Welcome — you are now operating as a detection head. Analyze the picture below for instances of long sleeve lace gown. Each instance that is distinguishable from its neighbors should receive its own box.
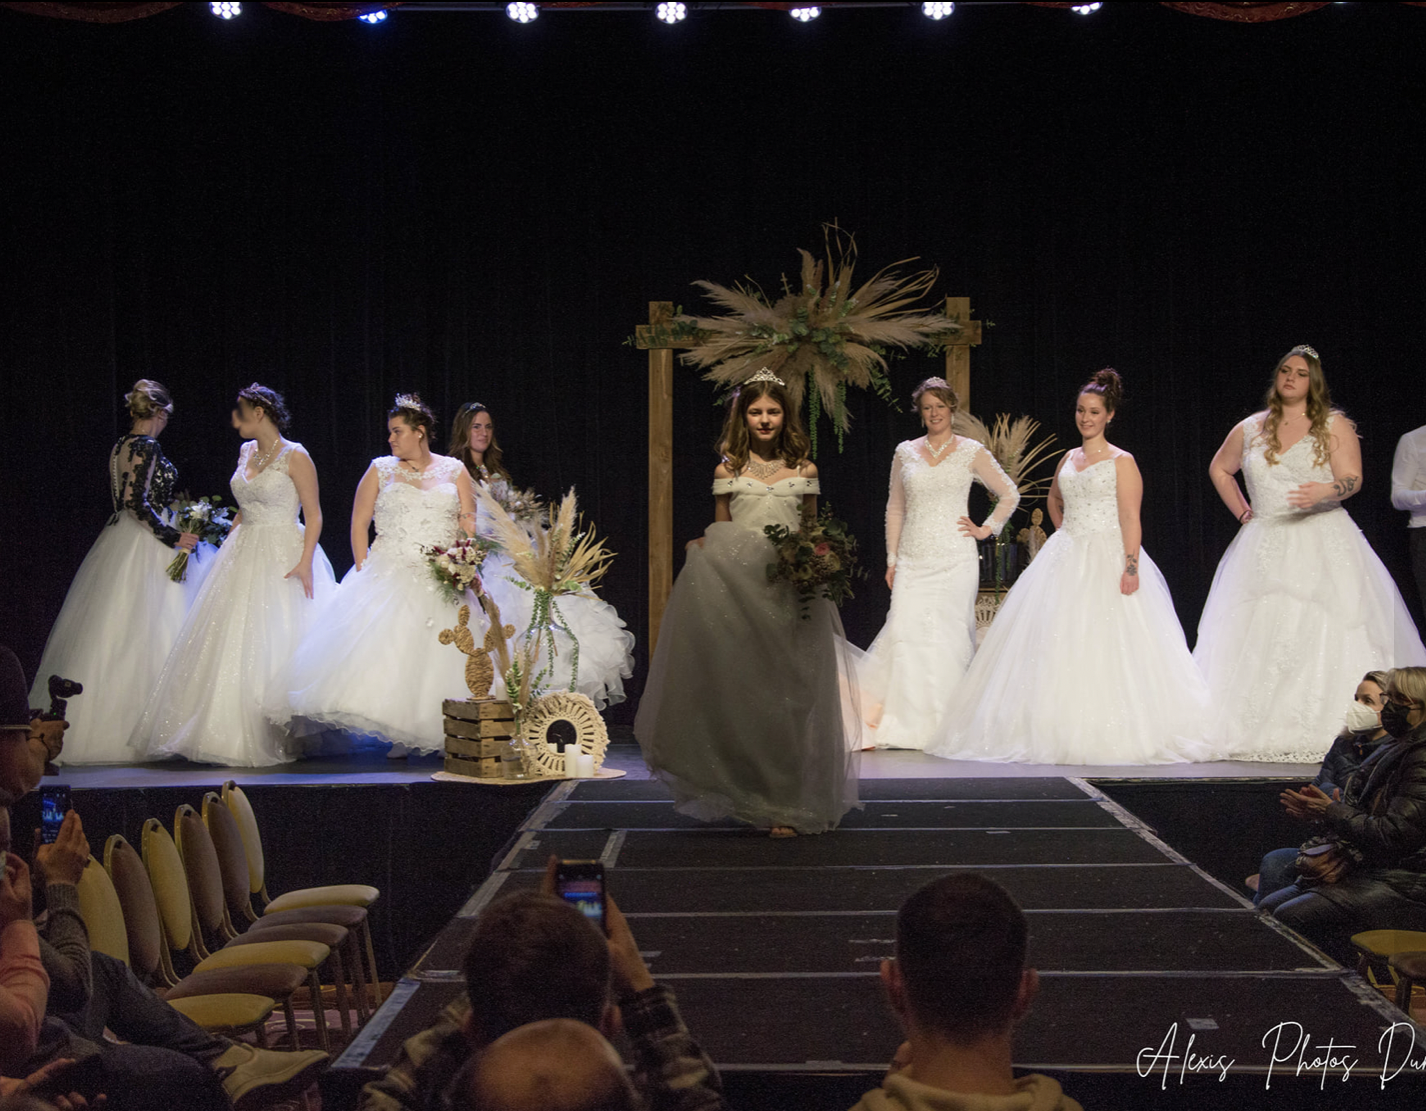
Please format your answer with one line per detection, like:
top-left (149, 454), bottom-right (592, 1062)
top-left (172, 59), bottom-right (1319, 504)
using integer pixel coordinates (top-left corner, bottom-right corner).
top-left (856, 437), bottom-right (1019, 751)
top-left (278, 455), bottom-right (473, 754)
top-left (132, 442), bottom-right (336, 767)
top-left (33, 434), bottom-right (208, 764)
top-left (1195, 416), bottom-right (1426, 762)
top-left (928, 455), bottom-right (1213, 765)
top-left (634, 474), bottom-right (861, 834)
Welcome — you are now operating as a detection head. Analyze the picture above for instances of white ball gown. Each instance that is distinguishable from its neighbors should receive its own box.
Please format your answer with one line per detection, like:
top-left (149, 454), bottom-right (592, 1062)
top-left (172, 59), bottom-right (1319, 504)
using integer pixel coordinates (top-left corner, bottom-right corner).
top-left (1195, 416), bottom-right (1426, 762)
top-left (474, 476), bottom-right (635, 709)
top-left (279, 455), bottom-right (472, 754)
top-left (855, 437), bottom-right (1019, 750)
top-left (34, 434), bottom-right (209, 764)
top-left (634, 474), bottom-right (861, 833)
top-left (132, 442), bottom-right (335, 767)
top-left (927, 455), bottom-right (1213, 765)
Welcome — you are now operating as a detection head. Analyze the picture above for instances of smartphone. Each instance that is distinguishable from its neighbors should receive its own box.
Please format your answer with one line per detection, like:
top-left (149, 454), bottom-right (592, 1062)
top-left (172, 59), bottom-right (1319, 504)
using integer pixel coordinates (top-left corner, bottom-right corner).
top-left (554, 859), bottom-right (606, 934)
top-left (40, 785), bottom-right (70, 845)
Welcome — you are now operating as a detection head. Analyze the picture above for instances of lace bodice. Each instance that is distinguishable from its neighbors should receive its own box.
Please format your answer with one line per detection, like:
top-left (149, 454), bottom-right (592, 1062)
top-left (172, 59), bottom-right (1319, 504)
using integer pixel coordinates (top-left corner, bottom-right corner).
top-left (1058, 457), bottom-right (1121, 537)
top-left (885, 438), bottom-right (1019, 563)
top-left (231, 442), bottom-right (305, 528)
top-left (109, 434), bottom-right (180, 546)
top-left (713, 475), bottom-right (819, 534)
top-left (369, 455), bottom-right (464, 571)
top-left (1241, 416), bottom-right (1339, 520)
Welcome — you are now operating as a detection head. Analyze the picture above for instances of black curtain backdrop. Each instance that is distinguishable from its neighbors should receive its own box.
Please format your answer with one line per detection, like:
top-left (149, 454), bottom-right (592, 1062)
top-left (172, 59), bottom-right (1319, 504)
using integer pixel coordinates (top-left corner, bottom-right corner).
top-left (3, 2), bottom-right (1424, 727)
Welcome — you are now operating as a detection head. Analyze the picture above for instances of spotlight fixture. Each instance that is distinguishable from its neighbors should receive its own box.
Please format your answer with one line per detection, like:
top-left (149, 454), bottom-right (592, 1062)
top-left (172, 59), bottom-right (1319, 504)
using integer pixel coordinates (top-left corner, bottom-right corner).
top-left (1070, 2), bottom-right (1102, 11)
top-left (358, 9), bottom-right (388, 22)
top-left (656, 2), bottom-right (686, 24)
top-left (506, 2), bottom-right (539, 23)
top-left (209, 2), bottom-right (241, 18)
top-left (922, 2), bottom-right (955, 18)
top-left (790, 6), bottom-right (821, 22)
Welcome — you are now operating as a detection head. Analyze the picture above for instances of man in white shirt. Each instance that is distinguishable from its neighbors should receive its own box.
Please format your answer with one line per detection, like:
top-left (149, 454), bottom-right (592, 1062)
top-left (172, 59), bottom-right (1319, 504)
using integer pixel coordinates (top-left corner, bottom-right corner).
top-left (1392, 425), bottom-right (1426, 626)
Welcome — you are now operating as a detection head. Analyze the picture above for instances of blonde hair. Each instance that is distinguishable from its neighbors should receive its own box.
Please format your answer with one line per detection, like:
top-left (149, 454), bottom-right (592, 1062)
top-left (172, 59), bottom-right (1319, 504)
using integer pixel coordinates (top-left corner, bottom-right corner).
top-left (716, 380), bottom-right (811, 476)
top-left (1387, 667), bottom-right (1426, 710)
top-left (125, 379), bottom-right (173, 421)
top-left (1259, 346), bottom-right (1340, 467)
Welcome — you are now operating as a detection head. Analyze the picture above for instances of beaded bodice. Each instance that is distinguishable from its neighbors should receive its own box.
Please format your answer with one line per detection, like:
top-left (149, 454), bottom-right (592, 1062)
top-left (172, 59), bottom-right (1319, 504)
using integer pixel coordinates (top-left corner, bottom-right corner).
top-left (109, 434), bottom-right (179, 545)
top-left (231, 442), bottom-right (303, 528)
top-left (897, 440), bottom-right (978, 560)
top-left (1241, 417), bottom-right (1338, 520)
top-left (1058, 457), bottom-right (1120, 537)
top-left (713, 476), bottom-right (819, 534)
top-left (369, 455), bottom-right (464, 571)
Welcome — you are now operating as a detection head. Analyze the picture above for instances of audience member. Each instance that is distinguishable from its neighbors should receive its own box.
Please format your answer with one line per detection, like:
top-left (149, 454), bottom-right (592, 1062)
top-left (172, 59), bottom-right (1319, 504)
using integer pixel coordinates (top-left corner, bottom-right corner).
top-left (459, 1019), bottom-right (637, 1111)
top-left (853, 873), bottom-right (1083, 1111)
top-left (0, 648), bottom-right (64, 809)
top-left (1, 809), bottom-right (48, 1077)
top-left (0, 1058), bottom-right (102, 1109)
top-left (1263, 666), bottom-right (1426, 964)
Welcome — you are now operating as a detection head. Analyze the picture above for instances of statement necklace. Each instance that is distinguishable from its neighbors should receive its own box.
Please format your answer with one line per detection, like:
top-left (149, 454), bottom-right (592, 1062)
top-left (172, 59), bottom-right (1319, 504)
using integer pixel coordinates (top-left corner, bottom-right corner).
top-left (251, 438), bottom-right (284, 471)
top-left (744, 456), bottom-right (785, 481)
top-left (926, 435), bottom-right (953, 459)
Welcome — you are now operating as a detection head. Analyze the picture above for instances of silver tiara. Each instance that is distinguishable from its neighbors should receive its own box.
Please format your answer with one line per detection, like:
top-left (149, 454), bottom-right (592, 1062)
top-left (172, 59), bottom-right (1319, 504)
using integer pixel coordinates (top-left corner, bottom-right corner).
top-left (393, 393), bottom-right (423, 410)
top-left (1297, 345), bottom-right (1320, 360)
top-left (921, 376), bottom-right (949, 389)
top-left (746, 367), bottom-right (785, 386)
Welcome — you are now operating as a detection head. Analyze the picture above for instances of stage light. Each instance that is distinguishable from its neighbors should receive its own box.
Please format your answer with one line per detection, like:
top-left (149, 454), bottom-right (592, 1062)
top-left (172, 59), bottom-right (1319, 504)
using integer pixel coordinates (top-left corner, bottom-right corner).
top-left (359, 9), bottom-right (388, 22)
top-left (506, 2), bottom-right (538, 23)
top-left (209, 2), bottom-right (241, 18)
top-left (1070, 2), bottom-right (1102, 12)
top-left (921, 2), bottom-right (955, 18)
top-left (656, 2), bottom-right (686, 24)
top-left (790, 6), bottom-right (820, 22)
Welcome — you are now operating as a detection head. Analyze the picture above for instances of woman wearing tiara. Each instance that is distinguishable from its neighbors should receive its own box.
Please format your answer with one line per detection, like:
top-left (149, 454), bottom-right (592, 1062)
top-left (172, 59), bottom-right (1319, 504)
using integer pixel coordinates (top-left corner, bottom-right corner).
top-left (928, 369), bottom-right (1212, 765)
top-left (279, 394), bottom-right (478, 756)
top-left (133, 385), bottom-right (336, 766)
top-left (1196, 345), bottom-right (1426, 762)
top-left (856, 377), bottom-right (1019, 750)
top-left (635, 370), bottom-right (860, 835)
top-left (33, 380), bottom-right (203, 764)
top-left (449, 402), bottom-right (635, 709)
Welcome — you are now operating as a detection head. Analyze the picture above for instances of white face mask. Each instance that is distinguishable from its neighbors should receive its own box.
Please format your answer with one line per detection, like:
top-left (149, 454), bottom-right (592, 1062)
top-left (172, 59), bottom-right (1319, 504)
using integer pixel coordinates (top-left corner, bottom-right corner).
top-left (1344, 699), bottom-right (1381, 734)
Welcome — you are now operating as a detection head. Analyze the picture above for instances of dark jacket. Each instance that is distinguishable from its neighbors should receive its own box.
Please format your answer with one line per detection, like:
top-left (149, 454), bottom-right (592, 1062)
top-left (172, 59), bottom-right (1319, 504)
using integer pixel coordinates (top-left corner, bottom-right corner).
top-left (1313, 730), bottom-right (1390, 798)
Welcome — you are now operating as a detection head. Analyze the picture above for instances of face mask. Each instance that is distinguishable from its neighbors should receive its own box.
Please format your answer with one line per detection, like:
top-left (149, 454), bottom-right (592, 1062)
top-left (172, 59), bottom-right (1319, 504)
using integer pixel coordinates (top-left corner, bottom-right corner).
top-left (1380, 700), bottom-right (1415, 739)
top-left (1344, 700), bottom-right (1381, 734)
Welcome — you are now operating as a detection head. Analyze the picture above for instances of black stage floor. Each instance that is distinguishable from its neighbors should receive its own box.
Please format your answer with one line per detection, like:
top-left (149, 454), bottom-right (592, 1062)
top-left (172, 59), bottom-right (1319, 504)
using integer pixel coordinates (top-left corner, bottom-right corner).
top-left (330, 776), bottom-right (1426, 1109)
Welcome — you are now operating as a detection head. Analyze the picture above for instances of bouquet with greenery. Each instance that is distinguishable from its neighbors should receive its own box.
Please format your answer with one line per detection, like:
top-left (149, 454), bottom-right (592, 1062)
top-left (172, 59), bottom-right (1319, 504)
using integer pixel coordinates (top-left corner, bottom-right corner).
top-left (763, 505), bottom-right (862, 618)
top-left (165, 495), bottom-right (234, 582)
top-left (424, 536), bottom-right (495, 606)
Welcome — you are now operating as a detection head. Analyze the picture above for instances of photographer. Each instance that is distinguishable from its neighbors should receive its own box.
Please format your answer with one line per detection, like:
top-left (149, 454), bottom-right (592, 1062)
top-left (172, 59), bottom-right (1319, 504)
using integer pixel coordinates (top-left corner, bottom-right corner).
top-left (0, 648), bottom-right (66, 808)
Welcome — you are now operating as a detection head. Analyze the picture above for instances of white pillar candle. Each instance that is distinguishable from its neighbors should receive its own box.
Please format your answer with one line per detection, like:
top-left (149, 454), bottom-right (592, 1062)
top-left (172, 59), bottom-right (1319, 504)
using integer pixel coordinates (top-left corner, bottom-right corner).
top-left (562, 744), bottom-right (577, 778)
top-left (576, 751), bottom-right (595, 778)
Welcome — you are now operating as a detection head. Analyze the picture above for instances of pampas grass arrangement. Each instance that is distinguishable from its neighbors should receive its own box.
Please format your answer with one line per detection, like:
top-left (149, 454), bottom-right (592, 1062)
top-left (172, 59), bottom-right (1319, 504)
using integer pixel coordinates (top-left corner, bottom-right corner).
top-left (953, 412), bottom-right (1059, 505)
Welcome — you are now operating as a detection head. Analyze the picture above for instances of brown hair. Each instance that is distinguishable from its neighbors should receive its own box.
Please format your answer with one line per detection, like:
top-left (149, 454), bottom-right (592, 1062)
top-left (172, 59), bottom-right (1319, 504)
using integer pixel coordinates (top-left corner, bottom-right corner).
top-left (389, 393), bottom-right (437, 442)
top-left (236, 383), bottom-right (291, 432)
top-left (1078, 367), bottom-right (1123, 413)
top-left (911, 378), bottom-right (959, 416)
top-left (716, 379), bottom-right (811, 476)
top-left (125, 379), bottom-right (173, 421)
top-left (1258, 345), bottom-right (1338, 467)
top-left (450, 402), bottom-right (511, 483)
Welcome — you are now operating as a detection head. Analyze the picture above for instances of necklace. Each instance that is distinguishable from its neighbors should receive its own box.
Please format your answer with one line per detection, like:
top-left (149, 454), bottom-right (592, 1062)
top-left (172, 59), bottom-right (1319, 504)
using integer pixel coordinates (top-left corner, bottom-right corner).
top-left (251, 438), bottom-right (283, 471)
top-left (744, 456), bottom-right (784, 481)
top-left (925, 435), bottom-right (953, 459)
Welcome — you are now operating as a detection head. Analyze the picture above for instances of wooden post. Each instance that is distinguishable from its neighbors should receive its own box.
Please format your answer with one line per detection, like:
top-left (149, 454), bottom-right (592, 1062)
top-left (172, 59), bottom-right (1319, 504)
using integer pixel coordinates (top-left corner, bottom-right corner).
top-left (942, 296), bottom-right (983, 410)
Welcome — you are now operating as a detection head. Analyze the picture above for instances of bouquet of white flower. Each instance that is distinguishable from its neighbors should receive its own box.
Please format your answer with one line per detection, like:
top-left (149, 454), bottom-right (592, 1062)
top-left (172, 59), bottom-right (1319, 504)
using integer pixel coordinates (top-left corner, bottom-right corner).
top-left (424, 536), bottom-right (494, 606)
top-left (166, 495), bottom-right (234, 582)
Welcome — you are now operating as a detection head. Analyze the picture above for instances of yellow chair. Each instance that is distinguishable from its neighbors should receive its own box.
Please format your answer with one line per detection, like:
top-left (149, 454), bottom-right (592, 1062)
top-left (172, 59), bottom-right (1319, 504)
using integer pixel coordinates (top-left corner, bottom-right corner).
top-left (141, 819), bottom-right (334, 1051)
top-left (222, 780), bottom-right (382, 1007)
top-left (76, 856), bottom-right (129, 967)
top-left (1388, 951), bottom-right (1426, 1016)
top-left (1350, 929), bottom-right (1426, 998)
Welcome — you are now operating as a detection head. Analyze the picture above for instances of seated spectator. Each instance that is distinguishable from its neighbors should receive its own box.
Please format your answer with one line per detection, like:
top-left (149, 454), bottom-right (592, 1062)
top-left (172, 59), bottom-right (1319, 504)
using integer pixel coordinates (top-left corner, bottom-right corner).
top-left (459, 1019), bottom-right (637, 1111)
top-left (1, 809), bottom-right (48, 1077)
top-left (1264, 666), bottom-right (1426, 964)
top-left (1250, 671), bottom-right (1391, 905)
top-left (359, 868), bottom-right (723, 1111)
top-left (0, 1058), bottom-right (101, 1110)
top-left (0, 647), bottom-right (65, 809)
top-left (854, 873), bottom-right (1083, 1111)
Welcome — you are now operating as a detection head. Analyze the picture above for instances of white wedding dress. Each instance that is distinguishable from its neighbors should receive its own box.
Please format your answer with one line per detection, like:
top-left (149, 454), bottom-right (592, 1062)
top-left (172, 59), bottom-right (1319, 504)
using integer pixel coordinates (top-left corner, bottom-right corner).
top-left (133, 442), bottom-right (335, 767)
top-left (634, 474), bottom-right (861, 833)
top-left (474, 477), bottom-right (635, 709)
top-left (855, 437), bottom-right (1018, 750)
top-left (1196, 416), bottom-right (1426, 762)
top-left (928, 455), bottom-right (1213, 765)
top-left (36, 434), bottom-right (210, 764)
top-left (279, 455), bottom-right (473, 754)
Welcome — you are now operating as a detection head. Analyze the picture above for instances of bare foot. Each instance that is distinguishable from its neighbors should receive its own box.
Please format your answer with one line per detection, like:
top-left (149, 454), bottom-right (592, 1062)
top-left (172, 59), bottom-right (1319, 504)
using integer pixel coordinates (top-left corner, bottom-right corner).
top-left (770, 826), bottom-right (797, 838)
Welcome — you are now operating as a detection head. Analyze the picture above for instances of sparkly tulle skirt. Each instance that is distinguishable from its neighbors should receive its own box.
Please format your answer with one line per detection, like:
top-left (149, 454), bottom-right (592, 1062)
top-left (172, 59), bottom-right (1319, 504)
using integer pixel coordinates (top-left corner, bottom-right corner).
top-left (35, 514), bottom-right (212, 765)
top-left (133, 520), bottom-right (335, 767)
top-left (634, 522), bottom-right (861, 833)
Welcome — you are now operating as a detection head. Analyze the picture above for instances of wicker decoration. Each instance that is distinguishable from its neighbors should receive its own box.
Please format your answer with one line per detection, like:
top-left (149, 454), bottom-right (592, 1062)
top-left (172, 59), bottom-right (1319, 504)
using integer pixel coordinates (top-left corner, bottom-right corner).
top-left (519, 691), bottom-right (609, 777)
top-left (439, 601), bottom-right (515, 700)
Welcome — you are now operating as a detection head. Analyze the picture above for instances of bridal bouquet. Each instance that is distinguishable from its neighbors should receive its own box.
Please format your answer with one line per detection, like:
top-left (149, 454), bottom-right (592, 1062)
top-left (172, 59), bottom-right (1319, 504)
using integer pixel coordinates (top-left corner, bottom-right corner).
top-left (764, 505), bottom-right (862, 617)
top-left (166, 495), bottom-right (234, 582)
top-left (491, 478), bottom-right (545, 528)
top-left (424, 536), bottom-right (494, 606)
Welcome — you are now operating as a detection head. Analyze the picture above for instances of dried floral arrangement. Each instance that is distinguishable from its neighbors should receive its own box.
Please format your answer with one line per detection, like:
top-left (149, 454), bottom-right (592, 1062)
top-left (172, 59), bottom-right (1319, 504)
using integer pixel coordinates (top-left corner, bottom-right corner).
top-left (953, 412), bottom-right (1059, 506)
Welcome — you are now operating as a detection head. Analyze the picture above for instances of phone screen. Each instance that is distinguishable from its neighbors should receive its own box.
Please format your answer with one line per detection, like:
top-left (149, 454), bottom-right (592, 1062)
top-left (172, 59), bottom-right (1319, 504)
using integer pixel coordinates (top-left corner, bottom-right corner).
top-left (555, 860), bottom-right (605, 933)
top-left (40, 786), bottom-right (69, 845)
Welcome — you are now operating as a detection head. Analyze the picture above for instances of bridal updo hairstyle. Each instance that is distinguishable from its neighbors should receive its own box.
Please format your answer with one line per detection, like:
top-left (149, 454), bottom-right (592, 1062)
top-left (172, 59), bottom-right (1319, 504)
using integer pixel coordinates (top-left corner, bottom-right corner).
top-left (717, 378), bottom-right (811, 477)
top-left (236, 383), bottom-right (291, 432)
top-left (390, 393), bottom-right (437, 443)
top-left (1260, 344), bottom-right (1339, 467)
top-left (450, 401), bottom-right (511, 483)
top-left (125, 379), bottom-right (173, 421)
top-left (1078, 368), bottom-right (1123, 413)
top-left (911, 377), bottom-right (960, 416)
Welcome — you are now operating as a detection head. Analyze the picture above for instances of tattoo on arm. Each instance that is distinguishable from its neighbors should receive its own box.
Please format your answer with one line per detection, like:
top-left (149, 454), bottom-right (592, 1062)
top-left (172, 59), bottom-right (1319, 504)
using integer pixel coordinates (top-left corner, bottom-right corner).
top-left (1331, 476), bottom-right (1358, 498)
top-left (1125, 554), bottom-right (1138, 575)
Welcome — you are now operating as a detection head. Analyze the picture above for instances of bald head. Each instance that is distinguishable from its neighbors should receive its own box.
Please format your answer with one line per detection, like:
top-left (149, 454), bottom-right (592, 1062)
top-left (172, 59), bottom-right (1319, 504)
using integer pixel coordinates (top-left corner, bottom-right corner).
top-left (463, 1019), bottom-right (636, 1111)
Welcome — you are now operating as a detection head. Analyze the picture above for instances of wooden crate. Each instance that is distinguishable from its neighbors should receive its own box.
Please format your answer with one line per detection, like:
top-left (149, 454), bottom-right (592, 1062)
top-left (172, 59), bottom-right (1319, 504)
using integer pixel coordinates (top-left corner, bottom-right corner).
top-left (445, 735), bottom-right (514, 760)
top-left (444, 753), bottom-right (504, 779)
top-left (443, 698), bottom-right (517, 780)
top-left (443, 699), bottom-right (515, 722)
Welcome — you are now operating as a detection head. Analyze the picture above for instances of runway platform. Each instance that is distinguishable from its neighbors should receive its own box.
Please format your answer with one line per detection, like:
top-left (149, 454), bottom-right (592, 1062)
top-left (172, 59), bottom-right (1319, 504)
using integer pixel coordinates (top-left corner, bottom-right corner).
top-left (326, 770), bottom-right (1426, 1110)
